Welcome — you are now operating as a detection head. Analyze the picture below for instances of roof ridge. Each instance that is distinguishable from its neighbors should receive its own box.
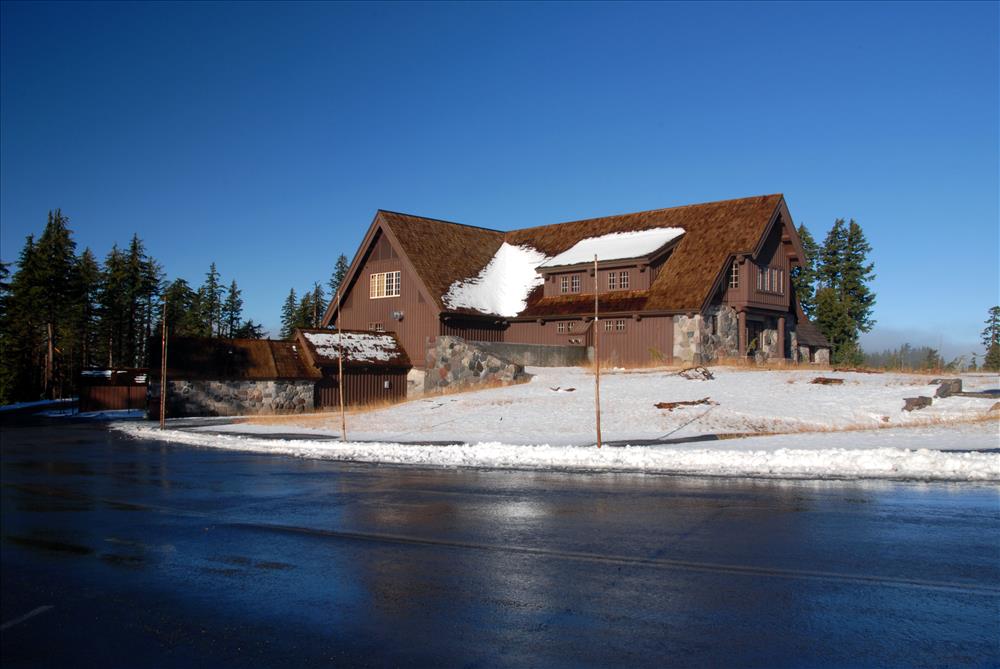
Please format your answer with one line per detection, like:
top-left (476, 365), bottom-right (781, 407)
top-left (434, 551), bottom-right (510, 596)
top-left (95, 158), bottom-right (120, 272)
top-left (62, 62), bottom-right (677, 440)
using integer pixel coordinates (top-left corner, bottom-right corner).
top-left (378, 209), bottom-right (504, 234)
top-left (508, 193), bottom-right (783, 235)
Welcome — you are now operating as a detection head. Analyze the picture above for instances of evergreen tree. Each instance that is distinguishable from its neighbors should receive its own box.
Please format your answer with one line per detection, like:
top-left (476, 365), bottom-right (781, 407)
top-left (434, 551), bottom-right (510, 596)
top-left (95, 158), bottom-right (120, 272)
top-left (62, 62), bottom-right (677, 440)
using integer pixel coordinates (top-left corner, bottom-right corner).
top-left (982, 306), bottom-right (1000, 371)
top-left (280, 288), bottom-right (298, 339)
top-left (163, 279), bottom-right (201, 337)
top-left (71, 248), bottom-right (102, 370)
top-left (200, 263), bottom-right (224, 337)
top-left (813, 286), bottom-right (856, 364)
top-left (922, 348), bottom-right (942, 370)
top-left (817, 219), bottom-right (847, 291)
top-left (221, 280), bottom-right (244, 338)
top-left (329, 254), bottom-right (350, 298)
top-left (35, 210), bottom-right (78, 395)
top-left (841, 220), bottom-right (876, 333)
top-left (791, 223), bottom-right (819, 318)
top-left (0, 236), bottom-right (45, 401)
top-left (233, 319), bottom-right (265, 339)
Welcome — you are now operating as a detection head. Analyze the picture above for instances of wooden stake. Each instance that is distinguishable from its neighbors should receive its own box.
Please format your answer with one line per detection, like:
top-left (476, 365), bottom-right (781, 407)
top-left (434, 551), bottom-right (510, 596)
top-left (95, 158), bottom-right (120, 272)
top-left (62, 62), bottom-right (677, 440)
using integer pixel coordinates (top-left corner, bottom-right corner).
top-left (336, 287), bottom-right (346, 441)
top-left (593, 254), bottom-right (602, 449)
top-left (159, 297), bottom-right (168, 429)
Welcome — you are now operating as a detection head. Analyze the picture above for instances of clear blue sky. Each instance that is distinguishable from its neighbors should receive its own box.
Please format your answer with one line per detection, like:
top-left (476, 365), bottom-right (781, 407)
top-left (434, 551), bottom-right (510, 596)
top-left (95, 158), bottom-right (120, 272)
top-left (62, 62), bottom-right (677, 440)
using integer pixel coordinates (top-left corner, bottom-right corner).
top-left (2, 1), bottom-right (997, 357)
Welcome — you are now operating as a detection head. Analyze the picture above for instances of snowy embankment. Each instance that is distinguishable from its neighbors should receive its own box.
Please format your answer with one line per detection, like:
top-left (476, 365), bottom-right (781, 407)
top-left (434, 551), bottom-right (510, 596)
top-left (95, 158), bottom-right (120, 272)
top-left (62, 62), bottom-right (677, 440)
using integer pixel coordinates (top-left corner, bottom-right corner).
top-left (116, 421), bottom-right (998, 481)
top-left (112, 368), bottom-right (1000, 482)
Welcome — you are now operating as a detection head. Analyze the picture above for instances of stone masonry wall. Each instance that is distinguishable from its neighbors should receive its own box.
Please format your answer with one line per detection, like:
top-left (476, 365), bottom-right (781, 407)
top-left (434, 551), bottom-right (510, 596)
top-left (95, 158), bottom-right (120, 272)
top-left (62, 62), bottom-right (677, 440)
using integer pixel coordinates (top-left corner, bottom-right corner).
top-left (673, 306), bottom-right (739, 364)
top-left (424, 336), bottom-right (527, 393)
top-left (150, 379), bottom-right (314, 417)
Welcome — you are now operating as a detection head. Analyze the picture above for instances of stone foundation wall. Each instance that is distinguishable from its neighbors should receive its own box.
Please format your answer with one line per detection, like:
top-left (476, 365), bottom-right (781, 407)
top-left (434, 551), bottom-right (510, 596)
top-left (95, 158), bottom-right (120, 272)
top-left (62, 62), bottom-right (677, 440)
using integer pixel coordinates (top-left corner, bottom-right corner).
top-left (425, 336), bottom-right (527, 393)
top-left (406, 369), bottom-right (426, 398)
top-left (673, 306), bottom-right (740, 364)
top-left (814, 348), bottom-right (831, 365)
top-left (757, 329), bottom-right (780, 362)
top-left (151, 379), bottom-right (314, 417)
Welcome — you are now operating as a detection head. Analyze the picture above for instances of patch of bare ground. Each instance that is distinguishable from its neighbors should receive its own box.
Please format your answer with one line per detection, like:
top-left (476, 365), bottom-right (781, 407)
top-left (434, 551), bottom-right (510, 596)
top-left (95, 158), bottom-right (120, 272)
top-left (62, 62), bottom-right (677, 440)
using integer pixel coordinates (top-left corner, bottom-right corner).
top-left (735, 413), bottom-right (998, 439)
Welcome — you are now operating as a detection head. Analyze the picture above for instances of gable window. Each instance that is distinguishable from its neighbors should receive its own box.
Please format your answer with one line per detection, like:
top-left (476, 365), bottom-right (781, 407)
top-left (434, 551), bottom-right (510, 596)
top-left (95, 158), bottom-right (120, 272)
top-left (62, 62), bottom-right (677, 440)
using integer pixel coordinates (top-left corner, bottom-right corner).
top-left (729, 262), bottom-right (739, 289)
top-left (571, 274), bottom-right (581, 292)
top-left (560, 276), bottom-right (569, 293)
top-left (619, 271), bottom-right (630, 290)
top-left (368, 322), bottom-right (385, 333)
top-left (370, 271), bottom-right (401, 299)
top-left (608, 272), bottom-right (618, 290)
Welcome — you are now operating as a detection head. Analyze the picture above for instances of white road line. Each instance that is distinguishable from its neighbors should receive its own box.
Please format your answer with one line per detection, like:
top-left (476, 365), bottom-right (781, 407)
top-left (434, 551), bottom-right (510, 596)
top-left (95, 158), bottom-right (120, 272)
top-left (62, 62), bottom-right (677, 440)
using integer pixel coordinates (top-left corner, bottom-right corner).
top-left (1, 605), bottom-right (54, 631)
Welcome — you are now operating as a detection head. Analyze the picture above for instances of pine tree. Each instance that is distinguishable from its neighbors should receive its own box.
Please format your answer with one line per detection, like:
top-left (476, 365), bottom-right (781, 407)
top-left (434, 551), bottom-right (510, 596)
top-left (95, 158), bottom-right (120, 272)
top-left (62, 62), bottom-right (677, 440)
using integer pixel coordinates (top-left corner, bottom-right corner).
top-left (791, 224), bottom-right (819, 318)
top-left (329, 254), bottom-right (350, 299)
top-left (233, 319), bottom-right (265, 339)
top-left (982, 306), bottom-right (1000, 371)
top-left (221, 280), bottom-right (244, 338)
top-left (280, 288), bottom-right (298, 339)
top-left (72, 248), bottom-right (102, 370)
top-left (818, 219), bottom-right (847, 292)
top-left (310, 282), bottom-right (327, 327)
top-left (841, 220), bottom-right (876, 333)
top-left (163, 279), bottom-right (200, 337)
top-left (813, 286), bottom-right (856, 364)
top-left (200, 263), bottom-right (223, 337)
top-left (0, 235), bottom-right (45, 401)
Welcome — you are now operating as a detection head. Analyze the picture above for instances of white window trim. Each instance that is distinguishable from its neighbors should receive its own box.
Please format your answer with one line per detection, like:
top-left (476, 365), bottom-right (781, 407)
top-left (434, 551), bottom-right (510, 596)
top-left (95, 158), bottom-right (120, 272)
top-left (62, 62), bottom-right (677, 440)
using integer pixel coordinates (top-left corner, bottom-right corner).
top-left (370, 271), bottom-right (401, 299)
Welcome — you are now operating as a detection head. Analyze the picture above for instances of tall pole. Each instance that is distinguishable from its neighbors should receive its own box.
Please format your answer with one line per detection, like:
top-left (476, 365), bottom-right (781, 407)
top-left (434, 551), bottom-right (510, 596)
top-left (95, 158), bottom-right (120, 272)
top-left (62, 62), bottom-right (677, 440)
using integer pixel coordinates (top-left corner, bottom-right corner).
top-left (593, 254), bottom-right (602, 449)
top-left (336, 287), bottom-right (346, 441)
top-left (159, 297), bottom-right (168, 429)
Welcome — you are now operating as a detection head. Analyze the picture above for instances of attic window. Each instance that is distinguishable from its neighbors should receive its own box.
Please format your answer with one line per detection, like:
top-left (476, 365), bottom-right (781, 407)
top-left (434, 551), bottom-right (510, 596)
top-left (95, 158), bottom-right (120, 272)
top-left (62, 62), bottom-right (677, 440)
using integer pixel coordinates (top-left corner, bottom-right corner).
top-left (370, 271), bottom-right (401, 299)
top-left (729, 262), bottom-right (739, 289)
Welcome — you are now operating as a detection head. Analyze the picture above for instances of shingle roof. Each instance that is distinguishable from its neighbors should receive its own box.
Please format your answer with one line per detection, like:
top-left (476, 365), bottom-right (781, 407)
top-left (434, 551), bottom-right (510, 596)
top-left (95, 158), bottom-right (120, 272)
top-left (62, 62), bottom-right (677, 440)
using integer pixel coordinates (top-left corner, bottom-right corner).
top-left (295, 328), bottom-right (412, 369)
top-left (519, 290), bottom-right (650, 318)
top-left (150, 338), bottom-right (320, 381)
top-left (378, 211), bottom-right (504, 312)
top-left (377, 194), bottom-right (784, 318)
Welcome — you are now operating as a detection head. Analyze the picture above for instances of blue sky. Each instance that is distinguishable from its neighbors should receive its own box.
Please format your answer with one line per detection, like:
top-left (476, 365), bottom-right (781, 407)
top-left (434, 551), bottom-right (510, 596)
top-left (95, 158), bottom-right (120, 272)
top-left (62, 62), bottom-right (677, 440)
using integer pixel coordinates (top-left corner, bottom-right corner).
top-left (2, 1), bottom-right (997, 357)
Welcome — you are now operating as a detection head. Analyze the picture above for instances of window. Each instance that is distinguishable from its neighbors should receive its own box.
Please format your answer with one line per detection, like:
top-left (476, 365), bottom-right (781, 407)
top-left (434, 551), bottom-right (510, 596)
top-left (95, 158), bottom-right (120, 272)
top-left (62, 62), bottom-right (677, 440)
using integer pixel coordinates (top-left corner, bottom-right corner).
top-left (557, 322), bottom-right (566, 333)
top-left (571, 274), bottom-right (581, 292)
top-left (729, 262), bottom-right (739, 289)
top-left (604, 319), bottom-right (626, 332)
top-left (757, 265), bottom-right (763, 290)
top-left (560, 276), bottom-right (569, 293)
top-left (368, 322), bottom-right (385, 333)
top-left (567, 321), bottom-right (575, 332)
top-left (619, 271), bottom-right (630, 290)
top-left (608, 272), bottom-right (618, 290)
top-left (779, 269), bottom-right (785, 295)
top-left (370, 271), bottom-right (401, 298)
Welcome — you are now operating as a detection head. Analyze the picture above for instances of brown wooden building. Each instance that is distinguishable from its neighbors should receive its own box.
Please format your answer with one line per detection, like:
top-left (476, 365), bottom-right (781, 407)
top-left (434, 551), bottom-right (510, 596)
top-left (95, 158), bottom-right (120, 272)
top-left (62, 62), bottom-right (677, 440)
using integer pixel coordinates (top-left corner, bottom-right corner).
top-left (295, 328), bottom-right (411, 409)
top-left (322, 194), bottom-right (830, 367)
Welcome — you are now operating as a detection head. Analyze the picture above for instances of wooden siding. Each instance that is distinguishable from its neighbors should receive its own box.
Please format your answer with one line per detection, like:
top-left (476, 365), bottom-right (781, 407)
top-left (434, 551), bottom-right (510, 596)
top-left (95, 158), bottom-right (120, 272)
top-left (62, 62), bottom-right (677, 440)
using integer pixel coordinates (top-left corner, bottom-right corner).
top-left (336, 229), bottom-right (440, 368)
top-left (440, 317), bottom-right (507, 342)
top-left (506, 316), bottom-right (673, 366)
top-left (723, 217), bottom-right (792, 312)
top-left (314, 369), bottom-right (408, 409)
top-left (542, 263), bottom-right (653, 298)
top-left (79, 385), bottom-right (147, 413)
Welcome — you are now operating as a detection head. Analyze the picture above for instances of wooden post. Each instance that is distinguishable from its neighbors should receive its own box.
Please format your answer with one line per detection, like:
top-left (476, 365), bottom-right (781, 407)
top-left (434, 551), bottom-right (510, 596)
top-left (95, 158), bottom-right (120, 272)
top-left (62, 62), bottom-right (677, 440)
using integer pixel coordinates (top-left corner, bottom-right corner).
top-left (45, 322), bottom-right (54, 399)
top-left (777, 316), bottom-right (786, 361)
top-left (593, 255), bottom-right (602, 449)
top-left (159, 297), bottom-right (168, 429)
top-left (336, 287), bottom-right (346, 441)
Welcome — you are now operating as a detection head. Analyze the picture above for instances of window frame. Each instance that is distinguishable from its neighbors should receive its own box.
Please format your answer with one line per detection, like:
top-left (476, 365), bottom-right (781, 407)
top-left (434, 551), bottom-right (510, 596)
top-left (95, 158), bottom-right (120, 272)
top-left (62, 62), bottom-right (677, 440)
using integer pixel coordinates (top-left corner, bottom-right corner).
top-left (619, 271), bottom-right (630, 290)
top-left (608, 272), bottom-right (618, 291)
top-left (571, 274), bottom-right (581, 293)
top-left (560, 276), bottom-right (569, 293)
top-left (369, 271), bottom-right (401, 299)
top-left (729, 261), bottom-right (739, 289)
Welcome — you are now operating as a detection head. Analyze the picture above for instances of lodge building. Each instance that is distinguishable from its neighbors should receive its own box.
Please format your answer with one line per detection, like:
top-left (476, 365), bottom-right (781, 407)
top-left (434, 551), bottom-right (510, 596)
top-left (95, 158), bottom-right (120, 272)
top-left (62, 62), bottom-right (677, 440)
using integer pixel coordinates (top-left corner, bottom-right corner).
top-left (322, 194), bottom-right (830, 370)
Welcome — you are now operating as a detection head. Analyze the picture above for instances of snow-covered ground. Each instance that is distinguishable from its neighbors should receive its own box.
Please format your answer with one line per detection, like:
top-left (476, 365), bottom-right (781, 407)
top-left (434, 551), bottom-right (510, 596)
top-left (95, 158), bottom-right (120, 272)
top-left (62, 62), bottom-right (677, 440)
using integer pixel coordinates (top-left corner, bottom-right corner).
top-left (41, 408), bottom-right (145, 420)
top-left (112, 367), bottom-right (999, 482)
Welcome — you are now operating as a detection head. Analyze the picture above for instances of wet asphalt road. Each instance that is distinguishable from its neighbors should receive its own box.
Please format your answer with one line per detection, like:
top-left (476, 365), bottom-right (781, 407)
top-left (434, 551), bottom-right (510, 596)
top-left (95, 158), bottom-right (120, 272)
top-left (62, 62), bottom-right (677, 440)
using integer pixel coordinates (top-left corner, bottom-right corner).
top-left (1, 419), bottom-right (998, 668)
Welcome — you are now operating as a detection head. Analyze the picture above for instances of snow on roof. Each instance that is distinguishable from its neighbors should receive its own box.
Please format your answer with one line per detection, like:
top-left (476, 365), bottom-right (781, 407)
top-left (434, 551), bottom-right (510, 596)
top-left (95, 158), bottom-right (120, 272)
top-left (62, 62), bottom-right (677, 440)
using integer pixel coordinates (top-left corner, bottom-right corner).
top-left (442, 243), bottom-right (550, 318)
top-left (538, 227), bottom-right (685, 268)
top-left (303, 331), bottom-right (401, 364)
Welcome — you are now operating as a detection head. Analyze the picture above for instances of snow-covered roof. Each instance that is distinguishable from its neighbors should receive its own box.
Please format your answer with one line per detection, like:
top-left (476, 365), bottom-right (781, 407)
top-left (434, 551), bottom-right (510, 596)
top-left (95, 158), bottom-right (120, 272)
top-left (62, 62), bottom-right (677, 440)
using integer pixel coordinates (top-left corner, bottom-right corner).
top-left (299, 330), bottom-right (411, 368)
top-left (442, 243), bottom-right (551, 318)
top-left (538, 227), bottom-right (685, 269)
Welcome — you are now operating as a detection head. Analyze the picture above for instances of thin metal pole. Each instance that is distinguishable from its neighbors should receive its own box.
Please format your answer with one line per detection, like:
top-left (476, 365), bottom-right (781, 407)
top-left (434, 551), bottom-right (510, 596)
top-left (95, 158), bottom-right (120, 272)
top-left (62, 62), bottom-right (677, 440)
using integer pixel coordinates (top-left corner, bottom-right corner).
top-left (159, 297), bottom-right (168, 429)
top-left (593, 254), bottom-right (602, 449)
top-left (336, 287), bottom-right (346, 441)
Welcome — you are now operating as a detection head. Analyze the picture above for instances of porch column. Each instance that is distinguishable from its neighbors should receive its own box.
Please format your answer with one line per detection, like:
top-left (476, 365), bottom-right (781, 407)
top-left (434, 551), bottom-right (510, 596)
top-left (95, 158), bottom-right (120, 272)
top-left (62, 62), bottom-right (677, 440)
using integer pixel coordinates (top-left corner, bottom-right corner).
top-left (777, 316), bottom-right (786, 360)
top-left (737, 311), bottom-right (746, 357)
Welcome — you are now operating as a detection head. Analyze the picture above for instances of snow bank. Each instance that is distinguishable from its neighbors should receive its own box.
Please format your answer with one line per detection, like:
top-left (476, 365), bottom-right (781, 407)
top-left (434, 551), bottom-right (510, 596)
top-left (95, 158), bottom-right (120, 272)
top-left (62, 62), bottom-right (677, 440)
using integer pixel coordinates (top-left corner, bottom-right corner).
top-left (0, 398), bottom-right (75, 413)
top-left (443, 243), bottom-right (550, 317)
top-left (114, 422), bottom-right (1000, 482)
top-left (539, 227), bottom-right (685, 268)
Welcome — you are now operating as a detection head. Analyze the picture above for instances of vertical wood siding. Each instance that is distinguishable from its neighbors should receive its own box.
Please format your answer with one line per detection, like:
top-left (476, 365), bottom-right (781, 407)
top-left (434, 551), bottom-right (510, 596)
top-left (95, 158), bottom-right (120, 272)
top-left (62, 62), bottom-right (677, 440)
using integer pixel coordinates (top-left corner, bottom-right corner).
top-left (506, 316), bottom-right (673, 366)
top-left (440, 318), bottom-right (507, 342)
top-left (336, 229), bottom-right (440, 368)
top-left (314, 369), bottom-right (408, 408)
top-left (79, 385), bottom-right (147, 412)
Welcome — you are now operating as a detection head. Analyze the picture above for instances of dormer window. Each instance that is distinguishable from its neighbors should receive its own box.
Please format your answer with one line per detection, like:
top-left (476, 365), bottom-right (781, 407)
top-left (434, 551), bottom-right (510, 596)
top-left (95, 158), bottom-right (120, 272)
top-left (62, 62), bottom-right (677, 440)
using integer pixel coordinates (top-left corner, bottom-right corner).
top-left (571, 274), bottom-right (580, 292)
top-left (560, 276), bottom-right (569, 293)
top-left (619, 271), bottom-right (630, 289)
top-left (608, 272), bottom-right (618, 290)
